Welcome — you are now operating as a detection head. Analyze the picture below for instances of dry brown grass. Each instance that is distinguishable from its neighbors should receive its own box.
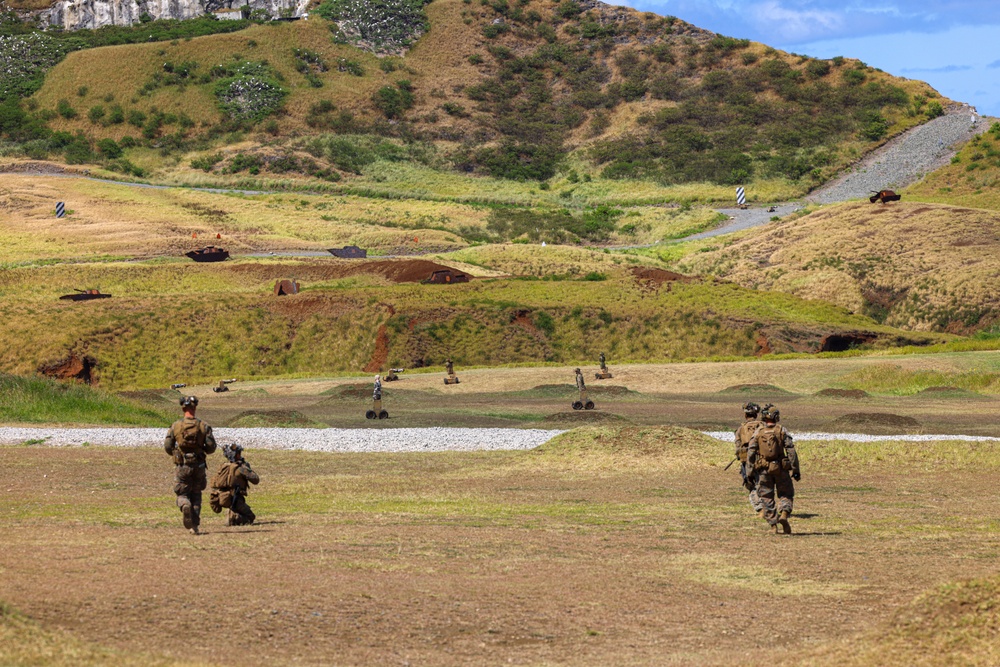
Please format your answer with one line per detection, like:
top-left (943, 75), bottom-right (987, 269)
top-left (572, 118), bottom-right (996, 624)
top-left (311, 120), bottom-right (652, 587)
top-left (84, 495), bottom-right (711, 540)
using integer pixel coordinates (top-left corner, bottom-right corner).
top-left (672, 201), bottom-right (1000, 333)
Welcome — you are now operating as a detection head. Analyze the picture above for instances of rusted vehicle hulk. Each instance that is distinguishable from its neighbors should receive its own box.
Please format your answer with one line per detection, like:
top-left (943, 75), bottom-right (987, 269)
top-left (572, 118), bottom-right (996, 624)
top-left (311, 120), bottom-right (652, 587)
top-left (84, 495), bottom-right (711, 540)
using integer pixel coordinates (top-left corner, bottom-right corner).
top-left (869, 190), bottom-right (902, 204)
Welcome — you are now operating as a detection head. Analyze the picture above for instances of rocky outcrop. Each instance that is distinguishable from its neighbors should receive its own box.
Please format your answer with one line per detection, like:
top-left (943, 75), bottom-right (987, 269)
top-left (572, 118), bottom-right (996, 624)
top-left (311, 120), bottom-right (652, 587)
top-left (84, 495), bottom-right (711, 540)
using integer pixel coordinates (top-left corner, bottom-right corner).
top-left (37, 0), bottom-right (300, 31)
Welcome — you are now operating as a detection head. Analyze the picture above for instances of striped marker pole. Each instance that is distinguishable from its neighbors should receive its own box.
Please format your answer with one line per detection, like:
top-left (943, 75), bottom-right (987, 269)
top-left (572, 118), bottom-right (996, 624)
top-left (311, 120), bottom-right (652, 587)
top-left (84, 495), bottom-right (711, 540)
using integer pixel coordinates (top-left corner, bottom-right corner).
top-left (736, 187), bottom-right (746, 207)
top-left (56, 202), bottom-right (66, 218)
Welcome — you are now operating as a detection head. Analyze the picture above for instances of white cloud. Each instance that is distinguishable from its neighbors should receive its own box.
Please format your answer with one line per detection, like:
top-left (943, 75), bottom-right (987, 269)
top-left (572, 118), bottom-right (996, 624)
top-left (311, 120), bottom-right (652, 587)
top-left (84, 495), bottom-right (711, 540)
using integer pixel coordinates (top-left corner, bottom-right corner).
top-left (747, 1), bottom-right (846, 42)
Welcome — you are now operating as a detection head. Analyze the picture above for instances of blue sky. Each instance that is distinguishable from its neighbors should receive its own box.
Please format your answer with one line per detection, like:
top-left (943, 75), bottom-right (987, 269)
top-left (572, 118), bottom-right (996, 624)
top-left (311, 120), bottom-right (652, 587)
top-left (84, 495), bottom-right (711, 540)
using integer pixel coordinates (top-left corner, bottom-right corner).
top-left (625, 0), bottom-right (1000, 115)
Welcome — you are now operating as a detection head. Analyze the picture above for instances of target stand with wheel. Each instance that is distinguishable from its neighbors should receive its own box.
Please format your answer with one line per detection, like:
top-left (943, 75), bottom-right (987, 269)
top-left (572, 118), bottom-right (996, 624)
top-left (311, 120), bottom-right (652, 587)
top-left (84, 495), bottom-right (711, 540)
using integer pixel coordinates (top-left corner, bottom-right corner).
top-left (572, 389), bottom-right (595, 411)
top-left (366, 397), bottom-right (389, 420)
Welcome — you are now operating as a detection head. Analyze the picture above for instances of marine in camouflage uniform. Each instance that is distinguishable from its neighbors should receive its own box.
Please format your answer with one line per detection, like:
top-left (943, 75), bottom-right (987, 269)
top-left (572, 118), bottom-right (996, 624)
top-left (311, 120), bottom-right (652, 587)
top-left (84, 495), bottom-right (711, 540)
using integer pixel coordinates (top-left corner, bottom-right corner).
top-left (747, 406), bottom-right (800, 534)
top-left (733, 402), bottom-right (764, 514)
top-left (575, 368), bottom-right (586, 392)
top-left (218, 444), bottom-right (260, 526)
top-left (163, 396), bottom-right (217, 534)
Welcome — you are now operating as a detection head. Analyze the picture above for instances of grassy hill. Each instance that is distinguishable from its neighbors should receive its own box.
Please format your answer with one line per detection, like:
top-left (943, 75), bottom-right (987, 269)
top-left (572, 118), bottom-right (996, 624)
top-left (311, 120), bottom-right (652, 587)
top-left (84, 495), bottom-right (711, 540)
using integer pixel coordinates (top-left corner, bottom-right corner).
top-left (2, 0), bottom-right (946, 200)
top-left (663, 200), bottom-right (1000, 335)
top-left (0, 250), bottom-right (948, 389)
top-left (908, 120), bottom-right (1000, 210)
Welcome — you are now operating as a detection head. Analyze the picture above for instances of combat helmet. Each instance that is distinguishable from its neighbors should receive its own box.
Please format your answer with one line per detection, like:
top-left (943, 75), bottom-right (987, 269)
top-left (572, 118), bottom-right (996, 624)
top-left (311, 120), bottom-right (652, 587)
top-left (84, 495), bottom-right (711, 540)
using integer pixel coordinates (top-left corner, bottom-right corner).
top-left (761, 405), bottom-right (780, 422)
top-left (223, 443), bottom-right (244, 462)
top-left (179, 395), bottom-right (199, 409)
top-left (742, 402), bottom-right (760, 417)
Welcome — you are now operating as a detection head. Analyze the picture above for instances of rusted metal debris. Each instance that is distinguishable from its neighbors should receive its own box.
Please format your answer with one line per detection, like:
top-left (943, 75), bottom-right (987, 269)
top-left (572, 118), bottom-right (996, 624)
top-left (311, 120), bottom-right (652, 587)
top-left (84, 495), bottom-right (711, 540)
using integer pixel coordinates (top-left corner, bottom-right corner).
top-left (186, 246), bottom-right (230, 262)
top-left (328, 245), bottom-right (367, 259)
top-left (213, 378), bottom-right (238, 393)
top-left (274, 279), bottom-right (300, 296)
top-left (59, 288), bottom-right (111, 301)
top-left (869, 190), bottom-right (902, 204)
top-left (423, 269), bottom-right (470, 285)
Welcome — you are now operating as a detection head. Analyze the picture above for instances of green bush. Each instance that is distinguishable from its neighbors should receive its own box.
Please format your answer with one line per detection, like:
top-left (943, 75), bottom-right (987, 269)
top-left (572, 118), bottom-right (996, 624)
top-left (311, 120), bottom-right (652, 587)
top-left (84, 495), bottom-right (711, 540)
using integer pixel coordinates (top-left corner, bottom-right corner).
top-left (87, 105), bottom-right (105, 123)
top-left (372, 81), bottom-right (414, 119)
top-left (314, 0), bottom-right (431, 52)
top-left (190, 152), bottom-right (223, 172)
top-left (56, 98), bottom-right (77, 119)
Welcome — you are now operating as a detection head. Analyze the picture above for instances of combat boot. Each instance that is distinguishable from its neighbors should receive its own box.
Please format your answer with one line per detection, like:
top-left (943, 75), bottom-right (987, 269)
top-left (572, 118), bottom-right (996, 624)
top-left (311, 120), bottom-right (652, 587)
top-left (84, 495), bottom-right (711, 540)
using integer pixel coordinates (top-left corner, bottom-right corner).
top-left (189, 526), bottom-right (200, 535)
top-left (181, 504), bottom-right (194, 530)
top-left (778, 511), bottom-right (791, 535)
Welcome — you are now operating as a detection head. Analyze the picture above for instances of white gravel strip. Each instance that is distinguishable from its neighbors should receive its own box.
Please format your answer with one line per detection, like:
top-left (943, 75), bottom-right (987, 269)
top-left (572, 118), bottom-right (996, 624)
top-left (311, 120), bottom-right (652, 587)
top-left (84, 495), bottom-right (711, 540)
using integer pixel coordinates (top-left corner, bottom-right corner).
top-left (3, 428), bottom-right (998, 451)
top-left (0, 427), bottom-right (567, 452)
top-left (704, 431), bottom-right (1000, 443)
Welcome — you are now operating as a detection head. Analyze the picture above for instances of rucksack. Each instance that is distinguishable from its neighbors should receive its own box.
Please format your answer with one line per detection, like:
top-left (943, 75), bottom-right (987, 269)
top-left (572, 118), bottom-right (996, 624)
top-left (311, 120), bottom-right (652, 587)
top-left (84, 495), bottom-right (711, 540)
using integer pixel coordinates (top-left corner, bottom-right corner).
top-left (211, 461), bottom-right (239, 491)
top-left (756, 425), bottom-right (785, 462)
top-left (174, 418), bottom-right (203, 453)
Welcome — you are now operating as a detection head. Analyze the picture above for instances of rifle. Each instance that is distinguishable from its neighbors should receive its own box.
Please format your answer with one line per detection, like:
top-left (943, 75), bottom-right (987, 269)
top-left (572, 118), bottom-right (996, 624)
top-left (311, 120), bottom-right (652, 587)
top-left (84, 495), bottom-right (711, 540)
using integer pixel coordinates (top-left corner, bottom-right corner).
top-left (724, 456), bottom-right (739, 471)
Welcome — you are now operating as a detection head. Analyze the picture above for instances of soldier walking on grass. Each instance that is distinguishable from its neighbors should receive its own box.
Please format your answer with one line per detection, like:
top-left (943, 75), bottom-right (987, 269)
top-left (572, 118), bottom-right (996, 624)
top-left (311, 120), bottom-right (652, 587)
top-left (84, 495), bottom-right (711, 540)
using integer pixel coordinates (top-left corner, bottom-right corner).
top-left (734, 402), bottom-right (764, 515)
top-left (747, 406), bottom-right (800, 535)
top-left (211, 443), bottom-right (260, 526)
top-left (164, 396), bottom-right (217, 535)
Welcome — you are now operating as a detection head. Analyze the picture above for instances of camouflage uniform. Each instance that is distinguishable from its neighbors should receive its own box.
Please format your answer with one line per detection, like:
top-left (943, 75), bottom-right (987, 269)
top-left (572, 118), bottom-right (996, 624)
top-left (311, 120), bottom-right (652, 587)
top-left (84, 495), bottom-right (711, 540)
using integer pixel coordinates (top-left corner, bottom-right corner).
top-left (734, 416), bottom-right (764, 513)
top-left (164, 416), bottom-right (217, 532)
top-left (228, 460), bottom-right (260, 526)
top-left (575, 369), bottom-right (586, 392)
top-left (747, 420), bottom-right (800, 533)
top-left (599, 352), bottom-right (607, 371)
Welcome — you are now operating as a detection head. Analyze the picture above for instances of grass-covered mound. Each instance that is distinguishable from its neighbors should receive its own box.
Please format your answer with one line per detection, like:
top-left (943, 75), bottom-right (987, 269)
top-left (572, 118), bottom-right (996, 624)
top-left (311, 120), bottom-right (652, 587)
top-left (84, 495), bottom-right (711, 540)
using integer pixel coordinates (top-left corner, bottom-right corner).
top-left (908, 121), bottom-right (1000, 211)
top-left (810, 577), bottom-right (1000, 666)
top-left (534, 425), bottom-right (726, 470)
top-left (671, 201), bottom-right (1000, 334)
top-left (836, 363), bottom-right (1000, 395)
top-left (227, 410), bottom-right (327, 428)
top-left (0, 374), bottom-right (170, 425)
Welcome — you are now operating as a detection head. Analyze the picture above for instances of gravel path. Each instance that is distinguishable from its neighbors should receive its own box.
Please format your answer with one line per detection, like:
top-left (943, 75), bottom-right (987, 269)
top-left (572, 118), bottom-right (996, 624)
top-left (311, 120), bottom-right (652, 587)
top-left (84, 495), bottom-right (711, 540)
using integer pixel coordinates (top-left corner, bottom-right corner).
top-left (682, 203), bottom-right (803, 241)
top-left (2, 427), bottom-right (996, 452)
top-left (0, 427), bottom-right (567, 452)
top-left (807, 109), bottom-right (991, 205)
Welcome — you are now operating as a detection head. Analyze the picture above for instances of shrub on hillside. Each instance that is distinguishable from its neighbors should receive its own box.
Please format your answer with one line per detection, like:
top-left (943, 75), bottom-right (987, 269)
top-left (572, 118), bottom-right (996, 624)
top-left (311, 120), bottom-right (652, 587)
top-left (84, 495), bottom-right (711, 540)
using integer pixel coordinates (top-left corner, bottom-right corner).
top-left (0, 33), bottom-right (67, 103)
top-left (214, 63), bottom-right (288, 124)
top-left (372, 80), bottom-right (414, 119)
top-left (315, 0), bottom-right (431, 53)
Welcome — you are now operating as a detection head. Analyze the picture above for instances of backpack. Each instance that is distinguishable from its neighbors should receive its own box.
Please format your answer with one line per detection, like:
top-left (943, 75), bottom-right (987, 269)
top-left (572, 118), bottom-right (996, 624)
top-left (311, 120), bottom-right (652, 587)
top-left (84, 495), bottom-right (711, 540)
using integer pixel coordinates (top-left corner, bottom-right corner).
top-left (756, 425), bottom-right (785, 462)
top-left (735, 420), bottom-right (760, 461)
top-left (211, 461), bottom-right (239, 491)
top-left (174, 418), bottom-right (203, 453)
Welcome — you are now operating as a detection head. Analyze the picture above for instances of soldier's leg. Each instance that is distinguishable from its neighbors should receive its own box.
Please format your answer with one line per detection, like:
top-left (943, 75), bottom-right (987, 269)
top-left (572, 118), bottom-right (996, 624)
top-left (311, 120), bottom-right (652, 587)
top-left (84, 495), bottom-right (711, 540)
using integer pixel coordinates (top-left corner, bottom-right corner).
top-left (776, 471), bottom-right (795, 516)
top-left (747, 468), bottom-right (763, 513)
top-left (757, 470), bottom-right (779, 526)
top-left (228, 494), bottom-right (255, 526)
top-left (174, 466), bottom-right (195, 530)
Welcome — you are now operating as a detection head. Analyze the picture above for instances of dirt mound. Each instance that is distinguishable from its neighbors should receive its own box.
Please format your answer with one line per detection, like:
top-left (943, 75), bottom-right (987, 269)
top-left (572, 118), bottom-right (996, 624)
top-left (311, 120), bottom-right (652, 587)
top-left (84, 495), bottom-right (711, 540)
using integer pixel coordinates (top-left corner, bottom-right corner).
top-left (828, 412), bottom-right (921, 433)
top-left (718, 383), bottom-right (791, 395)
top-left (346, 260), bottom-right (470, 284)
top-left (321, 383), bottom-right (373, 400)
top-left (917, 386), bottom-right (977, 396)
top-left (521, 384), bottom-right (636, 398)
top-left (544, 411), bottom-right (627, 424)
top-left (227, 410), bottom-right (325, 428)
top-left (38, 353), bottom-right (96, 384)
top-left (630, 267), bottom-right (696, 285)
top-left (815, 388), bottom-right (870, 399)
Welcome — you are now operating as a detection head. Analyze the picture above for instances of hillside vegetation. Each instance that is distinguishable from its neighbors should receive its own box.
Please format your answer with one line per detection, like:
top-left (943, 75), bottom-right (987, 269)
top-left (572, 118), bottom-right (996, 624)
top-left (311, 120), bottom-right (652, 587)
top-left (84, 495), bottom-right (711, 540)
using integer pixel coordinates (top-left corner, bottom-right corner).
top-left (0, 373), bottom-right (170, 424)
top-left (1, 0), bottom-right (944, 200)
top-left (908, 121), bottom-right (1000, 210)
top-left (667, 201), bottom-right (1000, 334)
top-left (0, 252), bottom-right (946, 389)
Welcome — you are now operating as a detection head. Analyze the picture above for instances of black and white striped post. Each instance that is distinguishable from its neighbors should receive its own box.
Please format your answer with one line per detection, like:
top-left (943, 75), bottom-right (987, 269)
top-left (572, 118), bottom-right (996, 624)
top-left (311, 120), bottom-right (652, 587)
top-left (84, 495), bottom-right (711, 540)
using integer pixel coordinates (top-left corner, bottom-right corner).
top-left (736, 187), bottom-right (746, 207)
top-left (56, 202), bottom-right (66, 218)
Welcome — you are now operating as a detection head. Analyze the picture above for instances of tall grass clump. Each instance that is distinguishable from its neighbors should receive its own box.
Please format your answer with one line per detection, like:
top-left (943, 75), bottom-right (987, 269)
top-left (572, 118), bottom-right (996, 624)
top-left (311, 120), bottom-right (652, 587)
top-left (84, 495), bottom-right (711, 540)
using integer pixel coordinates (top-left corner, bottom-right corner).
top-left (0, 374), bottom-right (170, 425)
top-left (835, 363), bottom-right (1000, 395)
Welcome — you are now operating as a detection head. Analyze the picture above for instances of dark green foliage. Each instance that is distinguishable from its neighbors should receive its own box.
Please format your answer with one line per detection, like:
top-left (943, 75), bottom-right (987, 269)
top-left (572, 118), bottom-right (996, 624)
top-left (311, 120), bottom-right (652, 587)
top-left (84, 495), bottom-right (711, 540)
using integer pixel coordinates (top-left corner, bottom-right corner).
top-left (859, 110), bottom-right (889, 141)
top-left (534, 311), bottom-right (555, 336)
top-left (95, 137), bottom-right (122, 158)
top-left (303, 133), bottom-right (432, 174)
top-left (106, 104), bottom-right (125, 125)
top-left (127, 109), bottom-right (146, 127)
top-left (305, 100), bottom-right (360, 132)
top-left (87, 105), bottom-right (105, 123)
top-left (314, 0), bottom-right (431, 51)
top-left (583, 271), bottom-right (607, 281)
top-left (63, 134), bottom-right (94, 164)
top-left (190, 152), bottom-right (224, 172)
top-left (336, 57), bottom-right (365, 76)
top-left (925, 101), bottom-right (944, 119)
top-left (56, 99), bottom-right (77, 119)
top-left (213, 62), bottom-right (288, 124)
top-left (482, 204), bottom-right (621, 244)
top-left (806, 59), bottom-right (831, 79)
top-left (555, 0), bottom-right (582, 19)
top-left (0, 99), bottom-right (48, 142)
top-left (372, 80), bottom-right (414, 119)
top-left (482, 22), bottom-right (510, 38)
top-left (224, 152), bottom-right (263, 174)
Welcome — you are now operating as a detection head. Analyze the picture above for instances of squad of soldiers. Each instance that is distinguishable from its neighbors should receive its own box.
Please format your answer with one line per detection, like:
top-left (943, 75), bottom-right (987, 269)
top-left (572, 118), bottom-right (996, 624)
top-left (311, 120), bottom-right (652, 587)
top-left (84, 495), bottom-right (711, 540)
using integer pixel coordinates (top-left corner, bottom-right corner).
top-left (163, 373), bottom-right (801, 538)
top-left (733, 401), bottom-right (800, 534)
top-left (164, 396), bottom-right (260, 534)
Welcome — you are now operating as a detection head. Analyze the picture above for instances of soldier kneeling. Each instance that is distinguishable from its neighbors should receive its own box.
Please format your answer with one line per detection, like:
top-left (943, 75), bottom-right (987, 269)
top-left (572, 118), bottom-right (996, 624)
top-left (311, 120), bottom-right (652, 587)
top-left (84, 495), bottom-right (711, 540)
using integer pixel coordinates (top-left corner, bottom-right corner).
top-left (210, 444), bottom-right (260, 526)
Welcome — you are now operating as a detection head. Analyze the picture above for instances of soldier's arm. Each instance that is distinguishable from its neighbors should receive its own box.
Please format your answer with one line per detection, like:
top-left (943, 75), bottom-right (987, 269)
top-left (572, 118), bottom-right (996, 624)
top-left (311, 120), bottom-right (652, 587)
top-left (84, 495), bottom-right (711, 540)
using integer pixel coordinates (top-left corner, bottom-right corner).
top-left (746, 433), bottom-right (758, 467)
top-left (733, 428), bottom-right (742, 457)
top-left (202, 424), bottom-right (218, 455)
top-left (242, 464), bottom-right (260, 485)
top-left (784, 429), bottom-right (800, 478)
top-left (163, 427), bottom-right (176, 456)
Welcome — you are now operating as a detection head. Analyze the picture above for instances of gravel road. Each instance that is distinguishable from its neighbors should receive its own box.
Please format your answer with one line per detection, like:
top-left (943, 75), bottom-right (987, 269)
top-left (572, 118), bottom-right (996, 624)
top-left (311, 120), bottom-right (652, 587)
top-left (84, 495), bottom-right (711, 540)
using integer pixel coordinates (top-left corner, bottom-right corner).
top-left (0, 427), bottom-right (566, 452)
top-left (808, 109), bottom-right (991, 205)
top-left (683, 203), bottom-right (803, 241)
top-left (2, 427), bottom-right (995, 452)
